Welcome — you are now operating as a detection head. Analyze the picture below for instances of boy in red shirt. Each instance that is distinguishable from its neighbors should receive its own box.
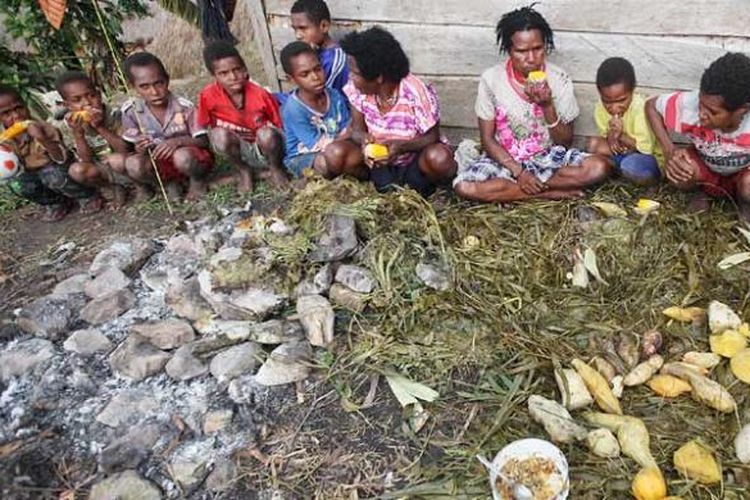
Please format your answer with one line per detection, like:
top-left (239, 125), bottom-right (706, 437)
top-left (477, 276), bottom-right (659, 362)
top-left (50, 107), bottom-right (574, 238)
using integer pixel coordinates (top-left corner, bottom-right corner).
top-left (197, 41), bottom-right (288, 192)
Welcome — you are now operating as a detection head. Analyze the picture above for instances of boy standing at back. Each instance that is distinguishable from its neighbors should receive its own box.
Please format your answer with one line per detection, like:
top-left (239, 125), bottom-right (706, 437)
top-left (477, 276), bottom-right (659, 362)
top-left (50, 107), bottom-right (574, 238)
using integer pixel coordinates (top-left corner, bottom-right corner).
top-left (646, 52), bottom-right (750, 221)
top-left (588, 57), bottom-right (662, 185)
top-left (290, 0), bottom-right (349, 95)
top-left (120, 52), bottom-right (214, 201)
top-left (197, 41), bottom-right (288, 192)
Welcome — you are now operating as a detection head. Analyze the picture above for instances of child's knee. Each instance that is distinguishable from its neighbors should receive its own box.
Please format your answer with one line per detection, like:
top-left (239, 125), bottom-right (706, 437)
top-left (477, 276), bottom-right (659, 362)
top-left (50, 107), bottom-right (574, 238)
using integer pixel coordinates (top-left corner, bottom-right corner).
top-left (583, 155), bottom-right (613, 182)
top-left (124, 154), bottom-right (150, 180)
top-left (256, 126), bottom-right (282, 152)
top-left (106, 153), bottom-right (127, 174)
top-left (68, 162), bottom-right (100, 185)
top-left (209, 127), bottom-right (236, 153)
top-left (172, 148), bottom-right (197, 172)
top-left (419, 144), bottom-right (455, 179)
top-left (736, 172), bottom-right (750, 201)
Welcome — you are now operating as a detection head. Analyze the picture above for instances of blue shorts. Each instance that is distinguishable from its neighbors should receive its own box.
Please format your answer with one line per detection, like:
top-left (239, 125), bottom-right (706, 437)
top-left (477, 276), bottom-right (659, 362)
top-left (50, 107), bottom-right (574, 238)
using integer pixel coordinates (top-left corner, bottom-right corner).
top-left (611, 152), bottom-right (661, 184)
top-left (283, 152), bottom-right (318, 178)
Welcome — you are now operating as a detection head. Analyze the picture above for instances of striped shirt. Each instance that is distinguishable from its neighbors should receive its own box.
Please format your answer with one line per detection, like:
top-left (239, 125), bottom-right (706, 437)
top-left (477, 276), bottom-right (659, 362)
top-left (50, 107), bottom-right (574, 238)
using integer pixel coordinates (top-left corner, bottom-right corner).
top-left (344, 73), bottom-right (441, 166)
top-left (655, 90), bottom-right (750, 175)
top-left (319, 45), bottom-right (349, 94)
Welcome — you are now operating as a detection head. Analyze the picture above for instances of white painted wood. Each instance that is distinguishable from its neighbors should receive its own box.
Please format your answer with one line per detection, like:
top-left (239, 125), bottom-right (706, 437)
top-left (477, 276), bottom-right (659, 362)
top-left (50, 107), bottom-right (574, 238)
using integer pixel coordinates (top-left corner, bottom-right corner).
top-left (265, 0), bottom-right (750, 37)
top-left (267, 17), bottom-right (748, 90)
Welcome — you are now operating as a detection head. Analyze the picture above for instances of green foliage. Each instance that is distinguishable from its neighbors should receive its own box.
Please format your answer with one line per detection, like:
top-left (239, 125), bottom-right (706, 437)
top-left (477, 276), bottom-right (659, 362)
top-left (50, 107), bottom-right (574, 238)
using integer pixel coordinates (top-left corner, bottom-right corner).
top-left (0, 0), bottom-right (148, 96)
top-left (155, 0), bottom-right (200, 27)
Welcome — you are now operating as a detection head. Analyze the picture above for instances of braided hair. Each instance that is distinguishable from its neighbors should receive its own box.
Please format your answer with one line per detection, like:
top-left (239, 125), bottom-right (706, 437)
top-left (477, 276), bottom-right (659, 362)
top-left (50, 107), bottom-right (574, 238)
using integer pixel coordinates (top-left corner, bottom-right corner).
top-left (495, 4), bottom-right (554, 54)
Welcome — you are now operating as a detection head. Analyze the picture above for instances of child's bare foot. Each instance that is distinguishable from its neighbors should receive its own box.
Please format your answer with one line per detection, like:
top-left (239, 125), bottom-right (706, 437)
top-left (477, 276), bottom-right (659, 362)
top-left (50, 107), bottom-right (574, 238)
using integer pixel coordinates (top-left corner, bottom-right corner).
top-left (133, 185), bottom-right (154, 203)
top-left (739, 202), bottom-right (750, 225)
top-left (110, 185), bottom-right (127, 209)
top-left (237, 169), bottom-right (253, 193)
top-left (541, 189), bottom-right (585, 200)
top-left (186, 179), bottom-right (208, 202)
top-left (688, 191), bottom-right (711, 213)
top-left (79, 195), bottom-right (104, 215)
top-left (268, 166), bottom-right (290, 189)
top-left (209, 173), bottom-right (236, 189)
top-left (42, 203), bottom-right (70, 222)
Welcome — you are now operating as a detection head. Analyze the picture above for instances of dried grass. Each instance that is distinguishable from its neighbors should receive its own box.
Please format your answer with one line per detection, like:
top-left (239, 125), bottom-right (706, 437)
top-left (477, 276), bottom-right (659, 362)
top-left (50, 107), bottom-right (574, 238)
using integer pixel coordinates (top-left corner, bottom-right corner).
top-left (241, 177), bottom-right (750, 498)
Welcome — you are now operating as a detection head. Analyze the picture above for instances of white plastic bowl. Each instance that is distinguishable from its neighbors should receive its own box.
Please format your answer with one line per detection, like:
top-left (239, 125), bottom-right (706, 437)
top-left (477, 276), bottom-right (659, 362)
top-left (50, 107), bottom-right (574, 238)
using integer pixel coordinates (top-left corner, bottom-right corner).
top-left (489, 438), bottom-right (569, 500)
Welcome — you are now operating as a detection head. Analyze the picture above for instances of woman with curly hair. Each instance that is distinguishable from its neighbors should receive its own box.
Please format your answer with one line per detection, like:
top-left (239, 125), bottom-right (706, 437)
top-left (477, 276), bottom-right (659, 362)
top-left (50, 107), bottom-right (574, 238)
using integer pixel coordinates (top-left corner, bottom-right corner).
top-left (453, 5), bottom-right (611, 203)
top-left (320, 26), bottom-right (456, 197)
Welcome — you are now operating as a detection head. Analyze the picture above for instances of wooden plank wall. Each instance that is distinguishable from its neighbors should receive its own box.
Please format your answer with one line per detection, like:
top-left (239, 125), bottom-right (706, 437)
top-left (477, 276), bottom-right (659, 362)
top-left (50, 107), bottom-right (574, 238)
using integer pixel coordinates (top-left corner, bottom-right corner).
top-left (255, 0), bottom-right (750, 140)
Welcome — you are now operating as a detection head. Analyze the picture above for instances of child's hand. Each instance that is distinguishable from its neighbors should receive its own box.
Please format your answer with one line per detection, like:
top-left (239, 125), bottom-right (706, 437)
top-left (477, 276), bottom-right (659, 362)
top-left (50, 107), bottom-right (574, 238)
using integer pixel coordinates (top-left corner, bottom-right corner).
top-left (151, 138), bottom-right (178, 160)
top-left (65, 112), bottom-right (87, 135)
top-left (608, 115), bottom-right (623, 137)
top-left (134, 135), bottom-right (153, 154)
top-left (381, 140), bottom-right (405, 165)
top-left (665, 148), bottom-right (695, 184)
top-left (517, 170), bottom-right (547, 195)
top-left (25, 121), bottom-right (47, 141)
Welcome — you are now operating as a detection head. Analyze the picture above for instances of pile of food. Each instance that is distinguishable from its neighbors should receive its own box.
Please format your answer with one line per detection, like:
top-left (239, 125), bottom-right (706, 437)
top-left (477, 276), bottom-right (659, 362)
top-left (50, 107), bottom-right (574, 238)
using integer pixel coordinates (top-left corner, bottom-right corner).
top-left (496, 456), bottom-right (566, 500)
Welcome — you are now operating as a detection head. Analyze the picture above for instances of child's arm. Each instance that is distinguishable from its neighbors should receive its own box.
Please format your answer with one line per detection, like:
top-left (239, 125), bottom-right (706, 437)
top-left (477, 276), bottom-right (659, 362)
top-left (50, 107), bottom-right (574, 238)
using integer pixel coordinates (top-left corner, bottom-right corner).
top-left (89, 108), bottom-right (129, 154)
top-left (67, 114), bottom-right (96, 164)
top-left (479, 117), bottom-right (546, 195)
top-left (152, 134), bottom-right (208, 160)
top-left (645, 97), bottom-right (693, 183)
top-left (27, 122), bottom-right (66, 163)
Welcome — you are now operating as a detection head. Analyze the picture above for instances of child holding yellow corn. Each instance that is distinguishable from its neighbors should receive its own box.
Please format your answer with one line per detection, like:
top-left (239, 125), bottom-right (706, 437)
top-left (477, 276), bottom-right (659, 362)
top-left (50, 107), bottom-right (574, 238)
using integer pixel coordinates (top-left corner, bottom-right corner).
top-left (0, 84), bottom-right (98, 221)
top-left (55, 71), bottom-right (131, 208)
top-left (588, 57), bottom-right (663, 185)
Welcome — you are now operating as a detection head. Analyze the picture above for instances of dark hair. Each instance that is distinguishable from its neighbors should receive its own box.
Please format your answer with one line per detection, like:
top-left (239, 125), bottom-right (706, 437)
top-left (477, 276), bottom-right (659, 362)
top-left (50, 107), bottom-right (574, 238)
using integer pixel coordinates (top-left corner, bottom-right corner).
top-left (495, 4), bottom-right (554, 54)
top-left (203, 40), bottom-right (244, 73)
top-left (596, 57), bottom-right (636, 91)
top-left (54, 70), bottom-right (93, 96)
top-left (0, 84), bottom-right (21, 101)
top-left (280, 41), bottom-right (318, 75)
top-left (340, 26), bottom-right (409, 82)
top-left (290, 0), bottom-right (331, 24)
top-left (700, 52), bottom-right (750, 112)
top-left (123, 51), bottom-right (169, 83)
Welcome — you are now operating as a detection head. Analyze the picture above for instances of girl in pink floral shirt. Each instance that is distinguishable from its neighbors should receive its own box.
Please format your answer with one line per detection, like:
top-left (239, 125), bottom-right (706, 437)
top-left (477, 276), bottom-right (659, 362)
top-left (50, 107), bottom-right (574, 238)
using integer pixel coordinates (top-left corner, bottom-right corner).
top-left (319, 27), bottom-right (456, 197)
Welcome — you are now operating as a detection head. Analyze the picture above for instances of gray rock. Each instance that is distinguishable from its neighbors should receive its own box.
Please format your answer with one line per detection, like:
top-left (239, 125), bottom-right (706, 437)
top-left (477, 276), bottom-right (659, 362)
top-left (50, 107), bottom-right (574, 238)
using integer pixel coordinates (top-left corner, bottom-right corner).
top-left (204, 457), bottom-right (237, 492)
top-left (131, 319), bottom-right (195, 350)
top-left (169, 440), bottom-right (213, 490)
top-left (195, 319), bottom-right (304, 345)
top-left (71, 368), bottom-right (97, 394)
top-left (84, 266), bottom-right (131, 299)
top-left (295, 264), bottom-right (333, 297)
top-left (334, 264), bottom-right (376, 293)
top-left (51, 273), bottom-right (91, 295)
top-left (63, 329), bottom-right (113, 355)
top-left (254, 341), bottom-right (312, 386)
top-left (99, 423), bottom-right (164, 473)
top-left (203, 409), bottom-right (234, 434)
top-left (90, 237), bottom-right (157, 276)
top-left (89, 470), bottom-right (161, 500)
top-left (416, 263), bottom-right (451, 291)
top-left (96, 390), bottom-right (158, 427)
top-left (309, 215), bottom-right (358, 262)
top-left (209, 343), bottom-right (261, 383)
top-left (17, 294), bottom-right (80, 338)
top-left (165, 276), bottom-right (213, 322)
top-left (296, 295), bottom-right (335, 347)
top-left (329, 283), bottom-right (367, 313)
top-left (0, 338), bottom-right (55, 381)
top-left (198, 270), bottom-right (286, 321)
top-left (81, 289), bottom-right (136, 325)
top-left (109, 336), bottom-right (171, 381)
top-left (165, 345), bottom-right (208, 381)
top-left (227, 374), bottom-right (258, 404)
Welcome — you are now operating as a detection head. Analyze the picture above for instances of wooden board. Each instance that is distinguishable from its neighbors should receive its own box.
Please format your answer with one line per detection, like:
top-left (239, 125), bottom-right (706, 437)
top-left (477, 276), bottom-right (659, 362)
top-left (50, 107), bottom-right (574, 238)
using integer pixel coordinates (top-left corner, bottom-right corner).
top-left (247, 0), bottom-right (282, 91)
top-left (265, 0), bottom-right (750, 37)
top-left (267, 17), bottom-right (747, 90)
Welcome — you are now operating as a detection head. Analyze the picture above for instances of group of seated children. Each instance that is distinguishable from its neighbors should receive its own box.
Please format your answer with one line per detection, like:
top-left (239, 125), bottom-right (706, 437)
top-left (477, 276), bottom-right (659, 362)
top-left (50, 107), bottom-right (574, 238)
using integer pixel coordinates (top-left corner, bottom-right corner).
top-left (1, 2), bottom-right (749, 223)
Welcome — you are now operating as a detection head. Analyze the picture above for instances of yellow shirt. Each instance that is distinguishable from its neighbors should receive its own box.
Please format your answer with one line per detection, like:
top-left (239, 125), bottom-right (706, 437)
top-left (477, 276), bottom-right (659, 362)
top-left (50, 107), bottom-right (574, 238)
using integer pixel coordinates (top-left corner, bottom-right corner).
top-left (594, 92), bottom-right (663, 167)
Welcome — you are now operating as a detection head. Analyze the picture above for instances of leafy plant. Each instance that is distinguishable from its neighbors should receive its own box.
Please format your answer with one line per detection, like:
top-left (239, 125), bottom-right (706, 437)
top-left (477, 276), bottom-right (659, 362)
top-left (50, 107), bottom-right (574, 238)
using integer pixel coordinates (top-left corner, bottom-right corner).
top-left (0, 0), bottom-right (148, 96)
